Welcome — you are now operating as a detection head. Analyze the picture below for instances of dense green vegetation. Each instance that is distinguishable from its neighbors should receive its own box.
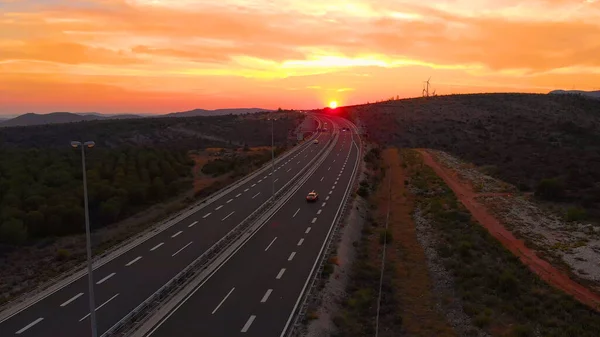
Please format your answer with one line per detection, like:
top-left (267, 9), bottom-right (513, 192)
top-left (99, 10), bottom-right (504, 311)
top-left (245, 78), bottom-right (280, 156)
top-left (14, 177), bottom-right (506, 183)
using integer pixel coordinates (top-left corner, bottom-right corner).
top-left (405, 149), bottom-right (600, 337)
top-left (201, 147), bottom-right (286, 178)
top-left (0, 147), bottom-right (194, 246)
top-left (0, 112), bottom-right (304, 249)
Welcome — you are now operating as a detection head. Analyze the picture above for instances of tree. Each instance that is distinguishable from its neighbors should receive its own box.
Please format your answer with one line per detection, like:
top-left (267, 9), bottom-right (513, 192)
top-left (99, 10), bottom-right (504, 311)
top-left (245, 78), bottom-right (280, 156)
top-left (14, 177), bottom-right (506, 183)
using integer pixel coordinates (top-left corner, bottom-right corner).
top-left (0, 218), bottom-right (28, 245)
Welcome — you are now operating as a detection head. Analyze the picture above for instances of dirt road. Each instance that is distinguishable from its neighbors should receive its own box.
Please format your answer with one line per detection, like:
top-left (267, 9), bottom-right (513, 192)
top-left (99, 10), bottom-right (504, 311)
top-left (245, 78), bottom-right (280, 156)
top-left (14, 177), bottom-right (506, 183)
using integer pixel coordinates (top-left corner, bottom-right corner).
top-left (418, 149), bottom-right (600, 312)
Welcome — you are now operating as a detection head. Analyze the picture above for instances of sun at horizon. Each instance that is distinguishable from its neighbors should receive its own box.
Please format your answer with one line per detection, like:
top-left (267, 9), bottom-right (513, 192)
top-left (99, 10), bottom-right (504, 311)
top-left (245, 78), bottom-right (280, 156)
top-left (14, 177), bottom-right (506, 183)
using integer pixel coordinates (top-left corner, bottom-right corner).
top-left (329, 101), bottom-right (338, 109)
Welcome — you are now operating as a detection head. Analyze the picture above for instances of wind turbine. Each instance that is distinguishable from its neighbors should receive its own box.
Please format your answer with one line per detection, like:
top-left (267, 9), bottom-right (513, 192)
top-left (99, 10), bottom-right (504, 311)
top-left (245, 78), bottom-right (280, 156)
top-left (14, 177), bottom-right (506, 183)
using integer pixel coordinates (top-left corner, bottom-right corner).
top-left (422, 77), bottom-right (432, 97)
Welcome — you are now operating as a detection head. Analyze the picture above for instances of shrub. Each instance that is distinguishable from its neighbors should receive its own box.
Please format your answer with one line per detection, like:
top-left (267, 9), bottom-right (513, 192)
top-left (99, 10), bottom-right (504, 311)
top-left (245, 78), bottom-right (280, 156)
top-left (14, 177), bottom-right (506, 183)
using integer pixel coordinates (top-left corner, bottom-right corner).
top-left (357, 186), bottom-right (369, 198)
top-left (535, 178), bottom-right (565, 201)
top-left (566, 206), bottom-right (587, 222)
top-left (56, 248), bottom-right (71, 261)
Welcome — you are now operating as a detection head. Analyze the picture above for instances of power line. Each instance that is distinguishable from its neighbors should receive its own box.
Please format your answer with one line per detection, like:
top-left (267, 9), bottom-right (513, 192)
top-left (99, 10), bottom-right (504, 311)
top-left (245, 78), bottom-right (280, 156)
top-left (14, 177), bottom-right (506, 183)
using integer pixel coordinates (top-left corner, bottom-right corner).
top-left (375, 164), bottom-right (393, 337)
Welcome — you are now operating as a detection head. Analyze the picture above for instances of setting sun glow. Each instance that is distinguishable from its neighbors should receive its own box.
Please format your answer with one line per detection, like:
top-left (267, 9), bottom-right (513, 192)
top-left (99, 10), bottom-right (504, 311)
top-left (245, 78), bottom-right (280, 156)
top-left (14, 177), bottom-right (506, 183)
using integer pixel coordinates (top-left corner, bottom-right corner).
top-left (329, 101), bottom-right (338, 109)
top-left (1, 0), bottom-right (600, 114)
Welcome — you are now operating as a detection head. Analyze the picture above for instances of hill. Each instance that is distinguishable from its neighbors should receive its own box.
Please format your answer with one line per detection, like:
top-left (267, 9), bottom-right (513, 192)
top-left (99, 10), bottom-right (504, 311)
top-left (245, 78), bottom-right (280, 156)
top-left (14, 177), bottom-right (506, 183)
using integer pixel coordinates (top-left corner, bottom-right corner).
top-left (0, 112), bottom-right (142, 127)
top-left (549, 89), bottom-right (600, 99)
top-left (331, 93), bottom-right (600, 219)
top-left (0, 108), bottom-right (271, 127)
top-left (164, 108), bottom-right (272, 118)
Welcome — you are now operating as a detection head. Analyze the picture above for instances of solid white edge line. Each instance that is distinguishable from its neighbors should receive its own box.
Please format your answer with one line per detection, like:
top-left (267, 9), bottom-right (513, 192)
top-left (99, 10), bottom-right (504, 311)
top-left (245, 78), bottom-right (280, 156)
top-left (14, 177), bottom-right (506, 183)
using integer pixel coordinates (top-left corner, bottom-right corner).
top-left (125, 256), bottom-right (142, 267)
top-left (211, 287), bottom-right (235, 314)
top-left (279, 122), bottom-right (360, 337)
top-left (260, 289), bottom-right (273, 303)
top-left (150, 242), bottom-right (164, 251)
top-left (241, 315), bottom-right (256, 333)
top-left (60, 292), bottom-right (84, 307)
top-left (265, 237), bottom-right (277, 251)
top-left (79, 293), bottom-right (120, 321)
top-left (15, 317), bottom-right (44, 334)
top-left (96, 272), bottom-right (116, 285)
top-left (171, 241), bottom-right (193, 257)
top-left (276, 268), bottom-right (286, 279)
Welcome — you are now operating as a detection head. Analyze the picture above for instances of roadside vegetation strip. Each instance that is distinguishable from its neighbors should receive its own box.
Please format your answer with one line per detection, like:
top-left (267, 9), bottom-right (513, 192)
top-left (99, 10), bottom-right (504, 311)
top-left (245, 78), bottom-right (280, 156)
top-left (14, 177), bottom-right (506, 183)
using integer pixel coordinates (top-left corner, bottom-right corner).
top-left (378, 149), bottom-right (456, 336)
top-left (403, 148), bottom-right (600, 337)
top-left (330, 147), bottom-right (455, 337)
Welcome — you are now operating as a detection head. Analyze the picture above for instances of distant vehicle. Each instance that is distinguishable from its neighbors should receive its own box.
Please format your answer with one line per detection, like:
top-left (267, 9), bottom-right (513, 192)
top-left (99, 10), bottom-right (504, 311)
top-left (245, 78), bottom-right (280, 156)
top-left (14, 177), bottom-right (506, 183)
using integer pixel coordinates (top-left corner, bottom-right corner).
top-left (306, 191), bottom-right (319, 202)
top-left (314, 139), bottom-right (319, 144)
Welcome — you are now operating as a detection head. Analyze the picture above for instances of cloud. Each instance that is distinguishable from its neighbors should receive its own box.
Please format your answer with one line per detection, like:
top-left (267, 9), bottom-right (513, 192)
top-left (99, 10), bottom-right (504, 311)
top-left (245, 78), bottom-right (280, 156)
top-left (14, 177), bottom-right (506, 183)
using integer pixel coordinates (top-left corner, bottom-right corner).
top-left (1, 0), bottom-right (599, 114)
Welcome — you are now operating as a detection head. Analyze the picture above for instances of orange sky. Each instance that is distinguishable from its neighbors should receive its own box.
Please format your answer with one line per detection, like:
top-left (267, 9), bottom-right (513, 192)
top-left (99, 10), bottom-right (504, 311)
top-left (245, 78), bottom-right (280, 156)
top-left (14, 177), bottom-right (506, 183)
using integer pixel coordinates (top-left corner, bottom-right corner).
top-left (1, 0), bottom-right (599, 115)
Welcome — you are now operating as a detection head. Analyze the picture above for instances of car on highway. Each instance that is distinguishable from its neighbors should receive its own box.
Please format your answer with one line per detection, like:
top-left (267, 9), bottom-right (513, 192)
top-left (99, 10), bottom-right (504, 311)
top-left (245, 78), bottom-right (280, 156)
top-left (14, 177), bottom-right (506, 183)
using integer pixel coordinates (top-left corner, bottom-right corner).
top-left (306, 191), bottom-right (319, 202)
top-left (314, 139), bottom-right (319, 144)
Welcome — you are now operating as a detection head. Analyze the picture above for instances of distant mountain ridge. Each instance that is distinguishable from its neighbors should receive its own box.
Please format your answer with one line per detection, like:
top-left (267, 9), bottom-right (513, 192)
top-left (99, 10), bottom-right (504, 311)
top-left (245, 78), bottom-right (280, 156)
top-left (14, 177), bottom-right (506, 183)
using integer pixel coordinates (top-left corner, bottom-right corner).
top-left (164, 108), bottom-right (272, 117)
top-left (0, 112), bottom-right (143, 127)
top-left (0, 108), bottom-right (273, 128)
top-left (549, 89), bottom-right (600, 99)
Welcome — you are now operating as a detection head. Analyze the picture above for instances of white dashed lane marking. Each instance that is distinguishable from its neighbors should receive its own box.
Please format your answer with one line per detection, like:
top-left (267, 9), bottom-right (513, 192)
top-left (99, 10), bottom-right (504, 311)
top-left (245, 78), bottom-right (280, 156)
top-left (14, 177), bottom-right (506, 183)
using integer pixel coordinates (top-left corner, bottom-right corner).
top-left (241, 315), bottom-right (256, 333)
top-left (96, 272), bottom-right (116, 285)
top-left (260, 289), bottom-right (273, 303)
top-left (60, 293), bottom-right (83, 307)
top-left (15, 318), bottom-right (44, 335)
top-left (125, 256), bottom-right (142, 267)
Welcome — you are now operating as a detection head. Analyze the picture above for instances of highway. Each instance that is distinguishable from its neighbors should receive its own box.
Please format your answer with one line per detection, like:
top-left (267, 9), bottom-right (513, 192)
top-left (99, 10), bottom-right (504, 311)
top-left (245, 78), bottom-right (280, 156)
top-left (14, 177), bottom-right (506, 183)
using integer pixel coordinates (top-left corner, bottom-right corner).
top-left (0, 116), bottom-right (332, 337)
top-left (145, 116), bottom-right (360, 337)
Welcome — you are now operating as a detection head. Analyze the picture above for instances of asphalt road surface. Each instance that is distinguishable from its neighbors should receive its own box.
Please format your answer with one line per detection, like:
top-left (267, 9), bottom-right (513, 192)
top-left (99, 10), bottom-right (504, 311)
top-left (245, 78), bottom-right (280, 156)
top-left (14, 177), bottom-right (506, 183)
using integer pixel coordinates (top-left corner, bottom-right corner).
top-left (0, 118), bottom-right (333, 337)
top-left (146, 116), bottom-right (359, 337)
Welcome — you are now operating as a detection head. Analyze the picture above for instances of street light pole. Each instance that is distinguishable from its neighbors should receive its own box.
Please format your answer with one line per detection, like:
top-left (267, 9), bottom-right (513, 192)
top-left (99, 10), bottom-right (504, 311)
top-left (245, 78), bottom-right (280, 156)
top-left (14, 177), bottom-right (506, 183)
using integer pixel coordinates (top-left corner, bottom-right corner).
top-left (71, 140), bottom-right (98, 337)
top-left (270, 118), bottom-right (275, 203)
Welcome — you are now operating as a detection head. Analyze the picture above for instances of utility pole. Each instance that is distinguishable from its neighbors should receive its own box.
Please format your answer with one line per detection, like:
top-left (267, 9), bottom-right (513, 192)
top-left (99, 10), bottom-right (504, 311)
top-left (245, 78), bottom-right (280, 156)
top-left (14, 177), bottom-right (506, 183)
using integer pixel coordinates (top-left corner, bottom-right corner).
top-left (71, 141), bottom-right (98, 337)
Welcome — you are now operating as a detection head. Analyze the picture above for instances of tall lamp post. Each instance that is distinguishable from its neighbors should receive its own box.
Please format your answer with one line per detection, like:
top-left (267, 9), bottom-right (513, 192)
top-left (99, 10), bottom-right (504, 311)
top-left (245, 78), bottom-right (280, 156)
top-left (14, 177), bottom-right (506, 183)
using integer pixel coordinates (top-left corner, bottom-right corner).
top-left (71, 140), bottom-right (98, 337)
top-left (267, 118), bottom-right (277, 203)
